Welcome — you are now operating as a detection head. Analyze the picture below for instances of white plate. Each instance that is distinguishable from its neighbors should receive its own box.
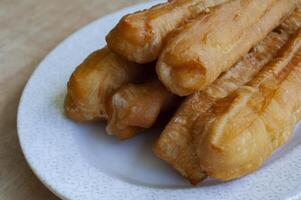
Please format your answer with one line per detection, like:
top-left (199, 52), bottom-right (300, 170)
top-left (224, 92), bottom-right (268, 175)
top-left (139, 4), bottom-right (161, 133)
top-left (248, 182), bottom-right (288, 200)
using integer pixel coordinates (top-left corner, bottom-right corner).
top-left (17, 1), bottom-right (301, 199)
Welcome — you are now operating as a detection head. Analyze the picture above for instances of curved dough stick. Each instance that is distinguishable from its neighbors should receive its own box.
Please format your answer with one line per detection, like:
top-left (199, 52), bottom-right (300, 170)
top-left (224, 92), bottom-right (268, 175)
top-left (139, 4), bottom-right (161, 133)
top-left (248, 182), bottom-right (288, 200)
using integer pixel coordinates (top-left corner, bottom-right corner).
top-left (106, 79), bottom-right (175, 139)
top-left (64, 47), bottom-right (142, 122)
top-left (157, 0), bottom-right (297, 96)
top-left (194, 29), bottom-right (301, 180)
top-left (106, 0), bottom-right (229, 63)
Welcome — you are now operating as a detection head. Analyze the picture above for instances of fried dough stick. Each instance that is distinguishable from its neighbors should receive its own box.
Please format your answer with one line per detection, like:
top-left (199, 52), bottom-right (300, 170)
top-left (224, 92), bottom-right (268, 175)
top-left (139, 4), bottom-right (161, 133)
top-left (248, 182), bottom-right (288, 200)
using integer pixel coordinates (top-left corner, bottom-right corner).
top-left (106, 0), bottom-right (229, 63)
top-left (64, 47), bottom-right (142, 122)
top-left (194, 29), bottom-right (301, 181)
top-left (157, 0), bottom-right (298, 96)
top-left (64, 47), bottom-right (174, 140)
top-left (153, 10), bottom-right (301, 184)
top-left (106, 80), bottom-right (176, 139)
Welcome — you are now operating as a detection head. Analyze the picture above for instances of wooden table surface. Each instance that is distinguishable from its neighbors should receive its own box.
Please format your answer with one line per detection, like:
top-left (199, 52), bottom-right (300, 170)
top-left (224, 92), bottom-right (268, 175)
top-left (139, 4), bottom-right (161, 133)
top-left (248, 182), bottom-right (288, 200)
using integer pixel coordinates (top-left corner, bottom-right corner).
top-left (0, 0), bottom-right (146, 199)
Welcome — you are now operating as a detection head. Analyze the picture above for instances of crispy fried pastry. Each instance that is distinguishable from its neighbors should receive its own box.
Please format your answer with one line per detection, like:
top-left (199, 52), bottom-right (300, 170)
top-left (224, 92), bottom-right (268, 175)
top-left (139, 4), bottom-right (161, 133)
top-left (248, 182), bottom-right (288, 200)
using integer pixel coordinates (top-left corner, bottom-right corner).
top-left (156, 0), bottom-right (298, 96)
top-left (153, 10), bottom-right (301, 184)
top-left (106, 0), bottom-right (229, 63)
top-left (194, 29), bottom-right (301, 181)
top-left (64, 47), bottom-right (142, 122)
top-left (106, 79), bottom-right (175, 139)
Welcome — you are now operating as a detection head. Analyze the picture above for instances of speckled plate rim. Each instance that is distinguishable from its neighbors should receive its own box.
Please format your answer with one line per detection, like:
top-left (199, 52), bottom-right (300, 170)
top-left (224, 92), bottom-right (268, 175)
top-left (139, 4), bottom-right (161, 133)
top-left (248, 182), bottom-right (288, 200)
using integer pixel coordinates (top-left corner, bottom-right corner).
top-left (17, 1), bottom-right (301, 200)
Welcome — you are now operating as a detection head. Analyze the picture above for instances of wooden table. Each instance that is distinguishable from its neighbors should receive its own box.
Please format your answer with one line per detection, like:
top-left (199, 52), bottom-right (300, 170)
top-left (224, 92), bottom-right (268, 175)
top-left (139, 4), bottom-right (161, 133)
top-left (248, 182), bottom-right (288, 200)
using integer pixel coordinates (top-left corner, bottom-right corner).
top-left (0, 0), bottom-right (146, 199)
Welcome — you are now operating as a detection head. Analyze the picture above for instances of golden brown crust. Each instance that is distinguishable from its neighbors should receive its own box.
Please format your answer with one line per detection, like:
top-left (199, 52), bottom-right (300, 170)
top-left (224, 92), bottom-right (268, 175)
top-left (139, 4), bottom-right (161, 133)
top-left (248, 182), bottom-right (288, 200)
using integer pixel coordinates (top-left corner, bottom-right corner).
top-left (153, 10), bottom-right (301, 184)
top-left (64, 47), bottom-right (142, 122)
top-left (106, 0), bottom-right (229, 63)
top-left (156, 0), bottom-right (298, 96)
top-left (106, 79), bottom-right (175, 139)
top-left (194, 29), bottom-right (301, 180)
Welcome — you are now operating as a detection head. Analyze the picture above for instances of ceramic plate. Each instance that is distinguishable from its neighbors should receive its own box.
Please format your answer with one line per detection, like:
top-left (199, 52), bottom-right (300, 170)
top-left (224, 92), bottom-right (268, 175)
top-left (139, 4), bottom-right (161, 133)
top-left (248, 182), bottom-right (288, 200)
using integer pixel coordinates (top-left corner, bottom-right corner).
top-left (17, 1), bottom-right (301, 199)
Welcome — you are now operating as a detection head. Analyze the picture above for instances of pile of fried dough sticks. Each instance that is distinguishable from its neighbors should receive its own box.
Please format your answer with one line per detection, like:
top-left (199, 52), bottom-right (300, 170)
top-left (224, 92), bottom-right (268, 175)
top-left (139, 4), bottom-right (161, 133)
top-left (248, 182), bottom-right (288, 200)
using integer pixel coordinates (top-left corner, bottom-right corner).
top-left (65, 0), bottom-right (301, 185)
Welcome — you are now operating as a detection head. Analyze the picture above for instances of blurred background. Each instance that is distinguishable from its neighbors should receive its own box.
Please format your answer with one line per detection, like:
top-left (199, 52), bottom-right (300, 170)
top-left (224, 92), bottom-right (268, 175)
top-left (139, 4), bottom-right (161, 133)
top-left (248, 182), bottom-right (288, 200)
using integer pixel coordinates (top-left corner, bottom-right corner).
top-left (0, 0), bottom-right (146, 199)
